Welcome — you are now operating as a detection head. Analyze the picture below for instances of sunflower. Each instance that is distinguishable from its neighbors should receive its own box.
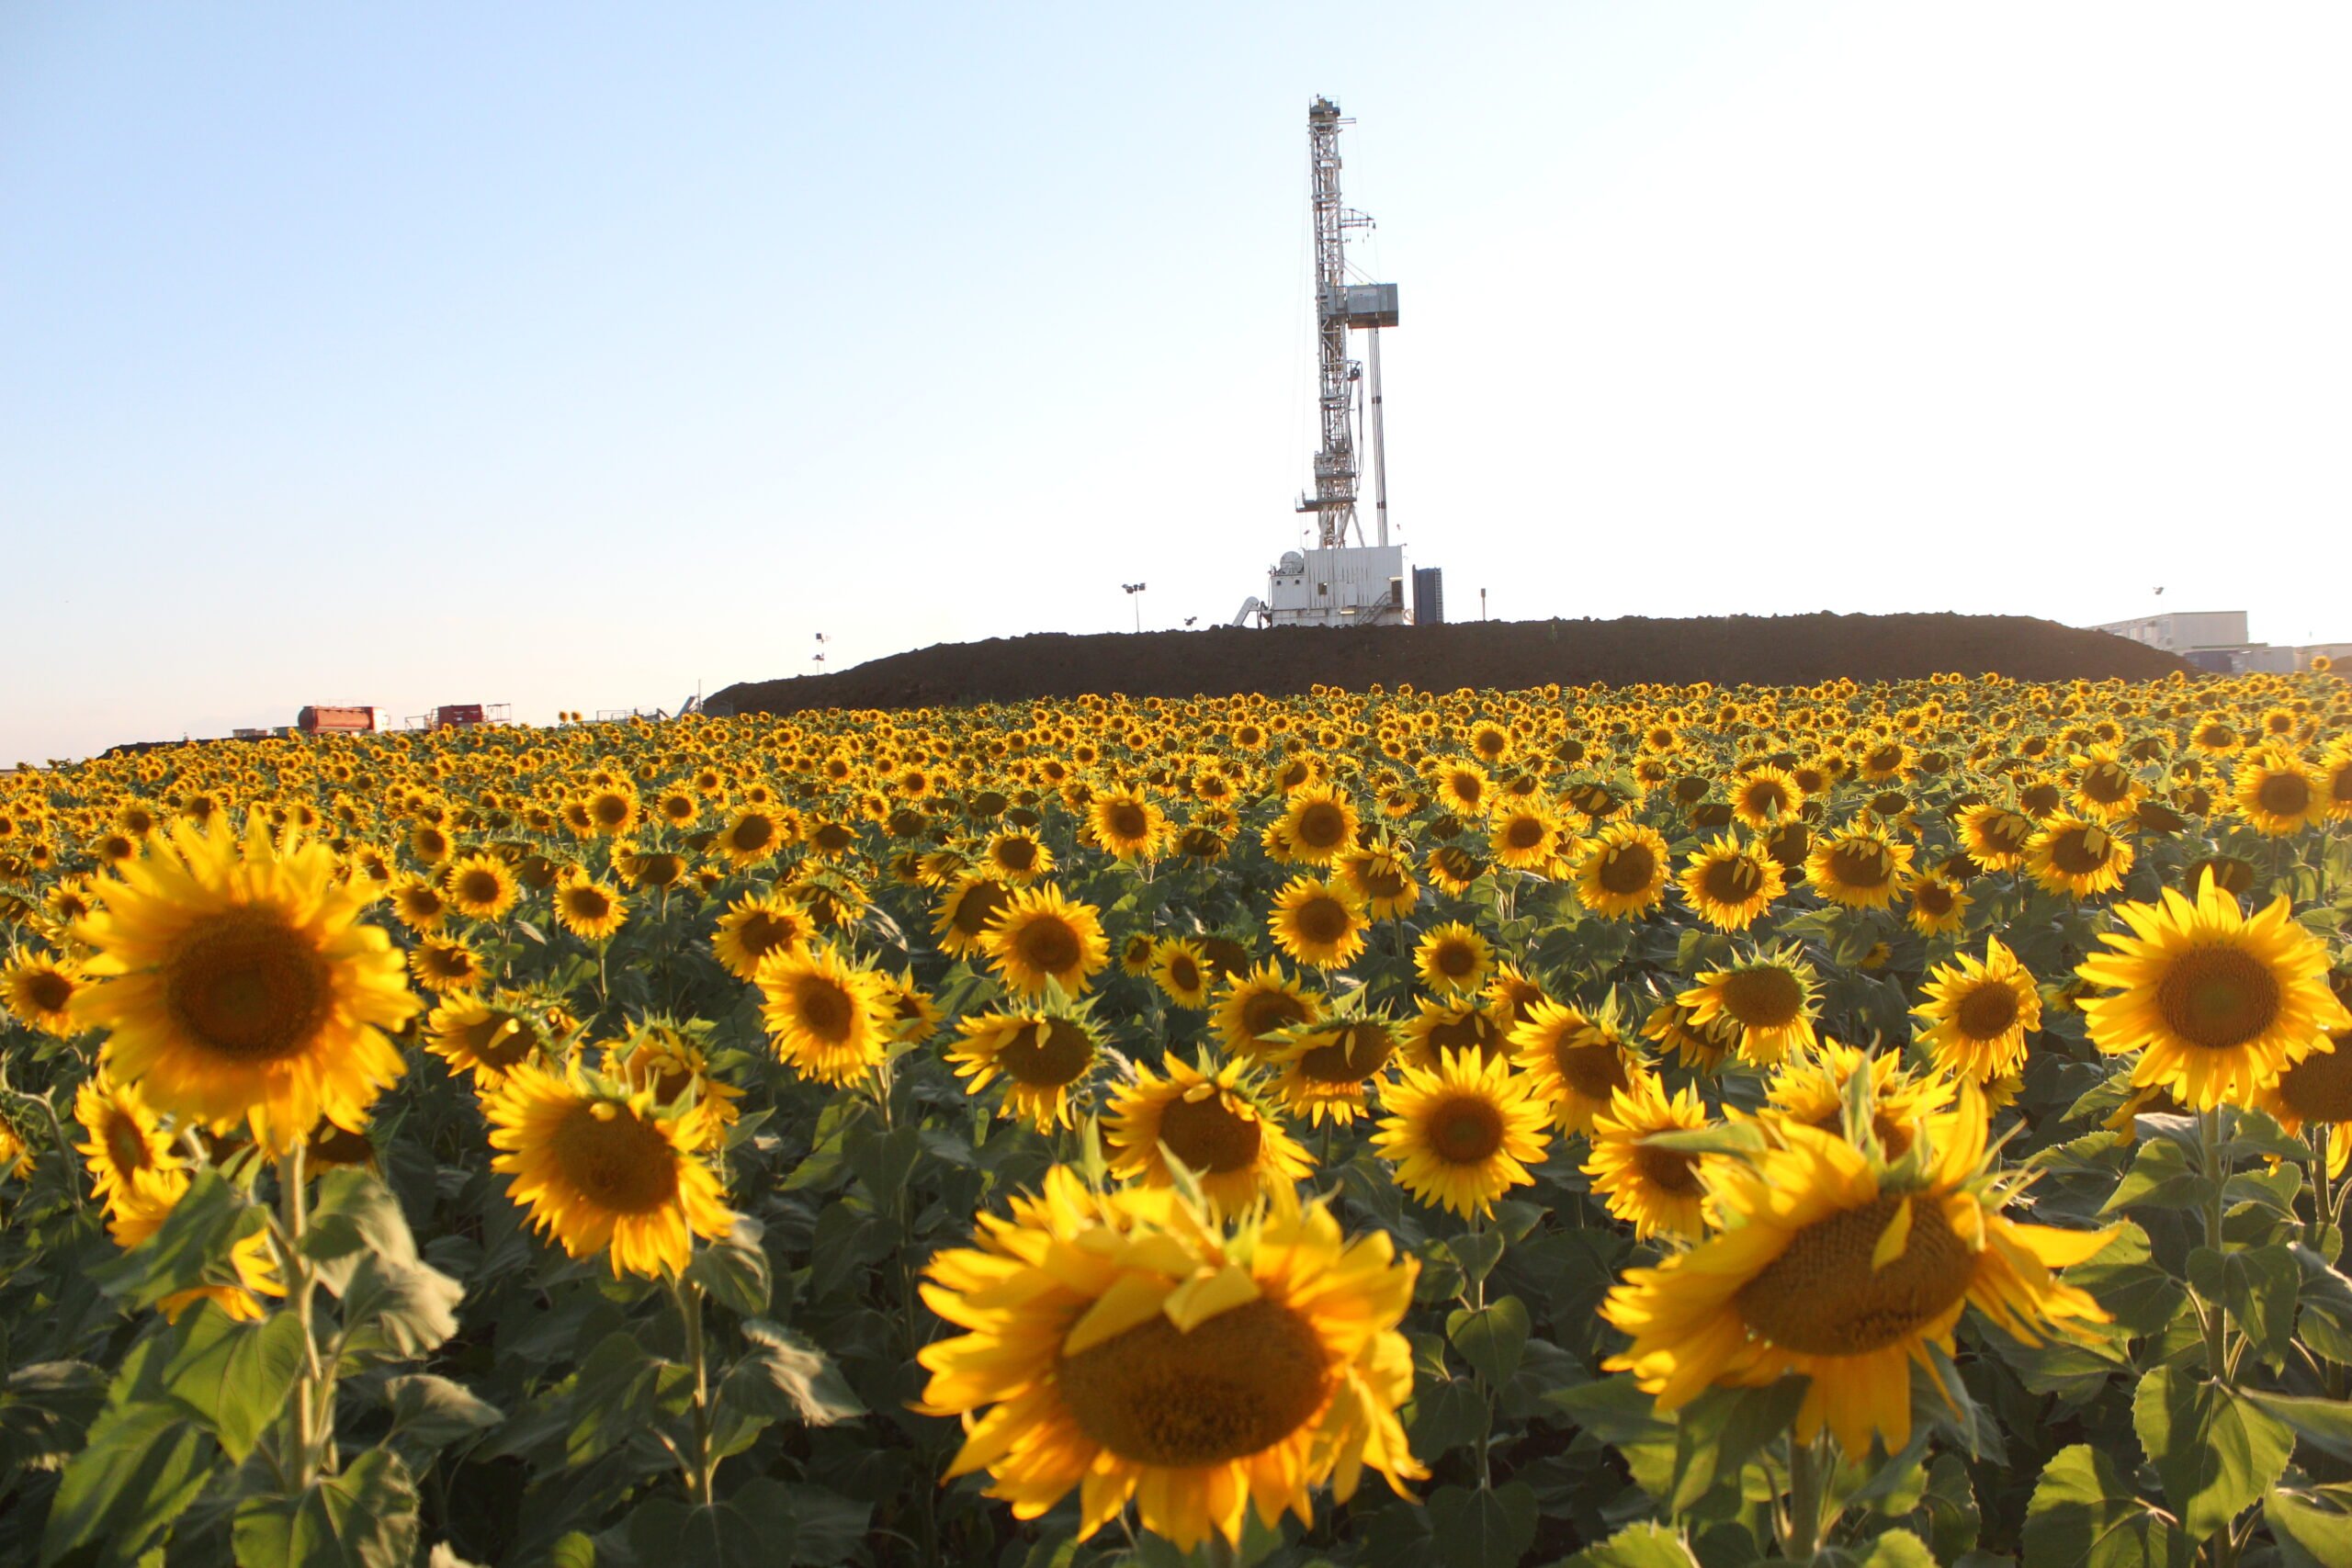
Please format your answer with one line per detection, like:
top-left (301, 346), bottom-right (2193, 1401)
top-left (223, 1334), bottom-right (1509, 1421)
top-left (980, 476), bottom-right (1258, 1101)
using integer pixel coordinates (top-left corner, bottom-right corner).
top-left (1915, 938), bottom-right (2042, 1082)
top-left (1269, 1016), bottom-right (1396, 1124)
top-left (1584, 1077), bottom-right (1715, 1240)
top-left (1149, 937), bottom-right (1214, 1009)
top-left (1955, 803), bottom-right (2036, 871)
top-left (1679, 948), bottom-right (1822, 1066)
top-left (407, 822), bottom-right (454, 866)
top-left (1757, 1042), bottom-right (1957, 1162)
top-left (1268, 876), bottom-right (1369, 971)
top-left (1601, 1102), bottom-right (2114, 1457)
top-left (1, 949), bottom-right (84, 1036)
top-left (1337, 842), bottom-right (1420, 919)
top-left (2022, 813), bottom-right (2134, 899)
top-left (485, 1062), bottom-right (735, 1279)
top-left (1423, 844), bottom-right (1485, 897)
top-left (2232, 750), bottom-right (2324, 836)
top-left (614, 844), bottom-right (689, 893)
top-left (408, 933), bottom-right (488, 994)
top-left (1434, 761), bottom-right (1489, 817)
top-left (1678, 833), bottom-right (1785, 931)
top-left (915, 1167), bottom-right (1422, 1552)
top-left (1279, 784), bottom-right (1361, 867)
top-left (69, 818), bottom-right (418, 1154)
top-left (716, 806), bottom-right (790, 868)
top-left (602, 1021), bottom-right (743, 1153)
top-left (1412, 920), bottom-right (1494, 997)
top-left (1804, 820), bottom-right (1916, 910)
top-left (1104, 1050), bottom-right (1313, 1211)
top-left (1212, 961), bottom-right (1323, 1057)
top-left (711, 889), bottom-right (815, 980)
top-left (1730, 766), bottom-right (1804, 829)
top-left (74, 1072), bottom-right (184, 1216)
top-left (1090, 786), bottom-right (1168, 862)
top-left (1373, 1048), bottom-right (1551, 1218)
top-left (1484, 964), bottom-right (1551, 1028)
top-left (386, 874), bottom-right (448, 931)
top-left (552, 875), bottom-right (628, 942)
top-left (949, 1010), bottom-right (1099, 1130)
top-left (1510, 998), bottom-right (1647, 1134)
top-left (983, 829), bottom-right (1053, 885)
top-left (443, 852), bottom-right (520, 921)
top-left (0, 1107), bottom-right (28, 1182)
top-left (758, 943), bottom-right (894, 1087)
top-left (2259, 1029), bottom-right (2352, 1179)
top-left (2076, 872), bottom-right (2349, 1111)
top-left (2319, 743), bottom-right (2352, 823)
top-left (426, 988), bottom-right (562, 1088)
top-left (933, 874), bottom-right (1015, 958)
top-left (983, 885), bottom-right (1112, 998)
top-left (1362, 976), bottom-right (1493, 1063)
top-left (1117, 931), bottom-right (1158, 976)
top-left (881, 966), bottom-right (944, 1043)
top-left (1902, 869), bottom-right (1972, 937)
top-left (1573, 822), bottom-right (1672, 920)
top-left (1487, 800), bottom-right (1559, 872)
top-left (582, 786), bottom-right (640, 838)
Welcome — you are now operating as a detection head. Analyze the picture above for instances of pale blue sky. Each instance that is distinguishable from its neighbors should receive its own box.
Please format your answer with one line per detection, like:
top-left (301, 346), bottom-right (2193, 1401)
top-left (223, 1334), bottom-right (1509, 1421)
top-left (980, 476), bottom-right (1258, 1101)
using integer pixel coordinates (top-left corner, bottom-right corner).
top-left (6, 3), bottom-right (2347, 761)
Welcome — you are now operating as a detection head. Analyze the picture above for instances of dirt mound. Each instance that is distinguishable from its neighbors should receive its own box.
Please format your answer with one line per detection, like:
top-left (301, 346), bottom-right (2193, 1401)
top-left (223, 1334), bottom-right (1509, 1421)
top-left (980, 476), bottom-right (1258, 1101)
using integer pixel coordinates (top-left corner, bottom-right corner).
top-left (711, 614), bottom-right (2184, 716)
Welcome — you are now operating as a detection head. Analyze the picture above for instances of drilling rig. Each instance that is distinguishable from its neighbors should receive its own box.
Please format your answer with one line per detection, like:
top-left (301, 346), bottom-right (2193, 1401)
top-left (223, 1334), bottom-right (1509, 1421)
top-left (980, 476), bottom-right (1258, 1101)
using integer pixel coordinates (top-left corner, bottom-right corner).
top-left (1237, 96), bottom-right (1438, 628)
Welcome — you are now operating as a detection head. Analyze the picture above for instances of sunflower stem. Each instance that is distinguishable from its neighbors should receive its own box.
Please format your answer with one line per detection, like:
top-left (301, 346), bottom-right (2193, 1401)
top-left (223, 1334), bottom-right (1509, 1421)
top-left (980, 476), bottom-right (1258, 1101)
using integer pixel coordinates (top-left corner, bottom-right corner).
top-left (36, 1094), bottom-right (87, 1214)
top-left (277, 1141), bottom-right (330, 1486)
top-left (2199, 1108), bottom-right (2231, 1385)
top-left (2312, 1124), bottom-right (2334, 1252)
top-left (673, 1275), bottom-right (716, 1506)
top-left (1785, 1430), bottom-right (1828, 1560)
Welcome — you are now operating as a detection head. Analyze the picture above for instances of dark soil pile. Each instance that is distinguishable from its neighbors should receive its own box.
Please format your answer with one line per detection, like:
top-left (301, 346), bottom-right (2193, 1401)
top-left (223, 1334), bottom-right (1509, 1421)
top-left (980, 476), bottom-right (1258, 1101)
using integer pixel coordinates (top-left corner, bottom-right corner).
top-left (712, 614), bottom-right (2184, 716)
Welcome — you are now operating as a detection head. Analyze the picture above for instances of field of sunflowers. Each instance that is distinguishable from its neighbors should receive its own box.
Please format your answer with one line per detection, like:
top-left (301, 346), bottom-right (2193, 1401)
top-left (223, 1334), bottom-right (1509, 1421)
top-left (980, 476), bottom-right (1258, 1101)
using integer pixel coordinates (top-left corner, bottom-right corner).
top-left (4, 668), bottom-right (2351, 1568)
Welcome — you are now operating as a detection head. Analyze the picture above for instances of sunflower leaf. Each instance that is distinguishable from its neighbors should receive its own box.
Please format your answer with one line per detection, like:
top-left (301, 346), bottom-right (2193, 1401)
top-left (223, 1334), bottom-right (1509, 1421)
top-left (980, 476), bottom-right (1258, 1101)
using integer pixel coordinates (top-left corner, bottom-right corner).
top-left (156, 1302), bottom-right (306, 1463)
top-left (2288, 1241), bottom-right (2352, 1364)
top-left (2184, 1245), bottom-right (2299, 1370)
top-left (1426, 1480), bottom-right (1537, 1568)
top-left (721, 1319), bottom-right (865, 1428)
top-left (1636, 1123), bottom-right (1769, 1159)
top-left (2020, 1443), bottom-right (2191, 1568)
top-left (620, 1476), bottom-right (798, 1568)
top-left (231, 1447), bottom-right (421, 1568)
top-left (2267, 1484), bottom-right (2352, 1568)
top-left (86, 1168), bottom-right (260, 1310)
top-left (2061, 1223), bottom-right (2186, 1338)
top-left (2101, 1139), bottom-right (2214, 1214)
top-left (686, 1217), bottom-right (772, 1317)
top-left (1447, 1295), bottom-right (1528, 1387)
top-left (2241, 1389), bottom-right (2352, 1466)
top-left (1665, 1376), bottom-right (1808, 1515)
top-left (1558, 1518), bottom-right (1698, 1568)
top-left (2132, 1364), bottom-right (2293, 1543)
top-left (304, 1168), bottom-right (422, 1296)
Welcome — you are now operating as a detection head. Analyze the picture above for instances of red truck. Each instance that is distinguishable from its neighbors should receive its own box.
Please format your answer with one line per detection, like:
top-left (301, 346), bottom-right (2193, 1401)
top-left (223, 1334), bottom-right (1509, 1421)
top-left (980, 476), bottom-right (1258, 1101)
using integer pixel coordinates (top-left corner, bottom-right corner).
top-left (433, 705), bottom-right (486, 728)
top-left (297, 705), bottom-right (376, 736)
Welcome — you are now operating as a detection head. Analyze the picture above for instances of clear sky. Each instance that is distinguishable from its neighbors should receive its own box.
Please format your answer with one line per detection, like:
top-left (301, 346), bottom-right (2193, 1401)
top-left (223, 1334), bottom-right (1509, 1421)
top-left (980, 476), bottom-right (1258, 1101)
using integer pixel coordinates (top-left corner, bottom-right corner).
top-left (5, 2), bottom-right (2346, 762)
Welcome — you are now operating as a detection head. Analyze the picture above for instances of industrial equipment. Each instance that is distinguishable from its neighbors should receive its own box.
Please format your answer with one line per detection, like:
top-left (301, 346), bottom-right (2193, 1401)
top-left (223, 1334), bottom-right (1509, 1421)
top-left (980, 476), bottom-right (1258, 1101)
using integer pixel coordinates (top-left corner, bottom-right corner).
top-left (1250, 97), bottom-right (1434, 628)
top-left (297, 705), bottom-right (376, 736)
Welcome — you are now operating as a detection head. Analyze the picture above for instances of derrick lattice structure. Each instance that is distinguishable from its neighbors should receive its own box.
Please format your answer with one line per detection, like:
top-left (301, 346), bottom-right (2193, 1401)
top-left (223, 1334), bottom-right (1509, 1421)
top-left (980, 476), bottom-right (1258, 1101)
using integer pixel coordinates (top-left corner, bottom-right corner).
top-left (1298, 96), bottom-right (1378, 550)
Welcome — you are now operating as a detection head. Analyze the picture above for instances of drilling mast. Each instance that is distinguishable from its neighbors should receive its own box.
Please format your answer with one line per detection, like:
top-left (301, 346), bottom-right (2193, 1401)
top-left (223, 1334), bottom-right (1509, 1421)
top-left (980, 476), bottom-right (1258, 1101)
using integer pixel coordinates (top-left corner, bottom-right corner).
top-left (1299, 96), bottom-right (1374, 549)
top-left (1249, 96), bottom-right (1419, 629)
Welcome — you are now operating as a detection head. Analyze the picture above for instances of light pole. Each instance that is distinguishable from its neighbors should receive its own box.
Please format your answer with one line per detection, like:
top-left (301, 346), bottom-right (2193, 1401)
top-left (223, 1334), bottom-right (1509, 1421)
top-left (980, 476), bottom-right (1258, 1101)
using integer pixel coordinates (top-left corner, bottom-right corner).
top-left (1123, 582), bottom-right (1148, 634)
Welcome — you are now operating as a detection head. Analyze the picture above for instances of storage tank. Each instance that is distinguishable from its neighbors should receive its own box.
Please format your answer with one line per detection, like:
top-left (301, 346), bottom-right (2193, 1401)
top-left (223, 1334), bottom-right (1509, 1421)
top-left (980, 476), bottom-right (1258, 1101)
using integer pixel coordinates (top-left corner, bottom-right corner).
top-left (297, 705), bottom-right (376, 736)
